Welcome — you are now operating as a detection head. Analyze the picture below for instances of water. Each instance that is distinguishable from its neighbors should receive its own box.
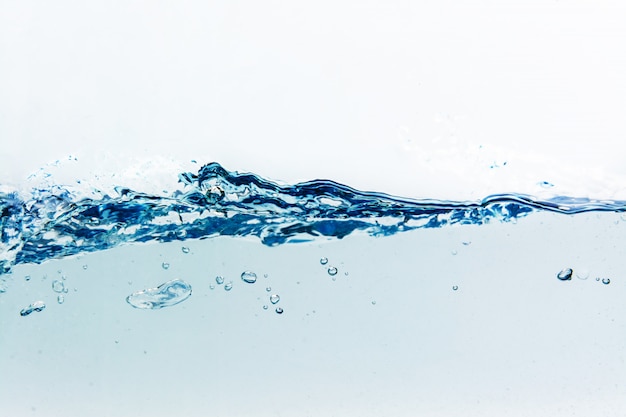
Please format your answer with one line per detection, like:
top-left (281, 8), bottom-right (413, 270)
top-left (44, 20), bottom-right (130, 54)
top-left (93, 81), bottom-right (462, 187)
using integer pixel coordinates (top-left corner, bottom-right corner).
top-left (1, 162), bottom-right (626, 416)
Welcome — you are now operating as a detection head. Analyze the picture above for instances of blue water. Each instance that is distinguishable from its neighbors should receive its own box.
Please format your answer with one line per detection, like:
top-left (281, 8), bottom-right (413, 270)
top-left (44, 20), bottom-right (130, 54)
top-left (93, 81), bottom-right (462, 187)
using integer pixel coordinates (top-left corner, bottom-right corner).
top-left (2, 162), bottom-right (624, 279)
top-left (2, 162), bottom-right (626, 416)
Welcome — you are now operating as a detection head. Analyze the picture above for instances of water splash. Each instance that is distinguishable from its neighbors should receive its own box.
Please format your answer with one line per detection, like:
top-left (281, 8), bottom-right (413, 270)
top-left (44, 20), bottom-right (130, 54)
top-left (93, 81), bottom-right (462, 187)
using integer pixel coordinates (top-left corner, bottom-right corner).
top-left (1, 162), bottom-right (625, 278)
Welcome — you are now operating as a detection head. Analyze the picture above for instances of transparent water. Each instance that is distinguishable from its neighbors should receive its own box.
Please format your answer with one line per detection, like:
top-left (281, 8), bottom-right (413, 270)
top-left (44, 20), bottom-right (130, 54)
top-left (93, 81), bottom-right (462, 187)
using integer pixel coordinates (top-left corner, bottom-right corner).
top-left (1, 163), bottom-right (626, 416)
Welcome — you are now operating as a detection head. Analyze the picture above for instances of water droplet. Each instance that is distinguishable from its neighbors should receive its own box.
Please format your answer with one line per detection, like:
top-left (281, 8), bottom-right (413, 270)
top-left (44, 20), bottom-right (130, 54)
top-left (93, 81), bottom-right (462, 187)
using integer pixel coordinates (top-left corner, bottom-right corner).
top-left (24, 275), bottom-right (31, 281)
top-left (320, 257), bottom-right (328, 265)
top-left (262, 305), bottom-right (268, 310)
top-left (224, 282), bottom-right (233, 291)
top-left (181, 246), bottom-right (190, 254)
top-left (82, 264), bottom-right (88, 270)
top-left (602, 278), bottom-right (611, 285)
top-left (52, 279), bottom-right (65, 293)
top-left (20, 301), bottom-right (46, 317)
top-left (161, 262), bottom-right (170, 270)
top-left (576, 269), bottom-right (590, 280)
top-left (557, 268), bottom-right (573, 281)
top-left (266, 286), bottom-right (271, 292)
top-left (275, 307), bottom-right (284, 314)
top-left (452, 285), bottom-right (459, 291)
top-left (215, 276), bottom-right (224, 285)
top-left (57, 295), bottom-right (65, 304)
top-left (126, 279), bottom-right (192, 310)
top-left (241, 271), bottom-right (257, 284)
top-left (327, 266), bottom-right (338, 276)
top-left (270, 294), bottom-right (280, 304)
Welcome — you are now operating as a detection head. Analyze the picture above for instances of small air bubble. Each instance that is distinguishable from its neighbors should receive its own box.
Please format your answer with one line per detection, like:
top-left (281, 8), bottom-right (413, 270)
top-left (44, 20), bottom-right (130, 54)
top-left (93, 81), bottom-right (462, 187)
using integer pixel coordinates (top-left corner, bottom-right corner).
top-left (24, 275), bottom-right (31, 282)
top-left (327, 267), bottom-right (338, 276)
top-left (602, 278), bottom-right (611, 285)
top-left (344, 272), bottom-right (349, 276)
top-left (320, 257), bottom-right (328, 265)
top-left (596, 277), bottom-right (601, 281)
top-left (270, 294), bottom-right (280, 304)
top-left (263, 305), bottom-right (268, 310)
top-left (181, 247), bottom-right (190, 254)
top-left (539, 181), bottom-right (554, 188)
top-left (20, 301), bottom-right (46, 317)
top-left (451, 250), bottom-right (458, 256)
top-left (263, 274), bottom-right (268, 278)
top-left (576, 269), bottom-right (590, 280)
top-left (82, 265), bottom-right (88, 270)
top-left (241, 271), bottom-right (257, 284)
top-left (215, 276), bottom-right (224, 285)
top-left (275, 307), bottom-right (284, 314)
top-left (371, 300), bottom-right (377, 305)
top-left (52, 280), bottom-right (65, 293)
top-left (224, 282), bottom-right (233, 291)
top-left (57, 295), bottom-right (65, 304)
top-left (162, 262), bottom-right (170, 270)
top-left (266, 287), bottom-right (271, 292)
top-left (462, 241), bottom-right (471, 246)
top-left (452, 285), bottom-right (459, 291)
top-left (557, 268), bottom-right (573, 281)
top-left (209, 284), bottom-right (215, 290)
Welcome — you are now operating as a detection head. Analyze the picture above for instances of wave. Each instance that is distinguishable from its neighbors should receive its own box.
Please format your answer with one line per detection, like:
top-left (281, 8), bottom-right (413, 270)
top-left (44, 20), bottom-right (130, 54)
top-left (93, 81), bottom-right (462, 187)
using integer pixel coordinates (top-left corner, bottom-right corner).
top-left (1, 162), bottom-right (625, 276)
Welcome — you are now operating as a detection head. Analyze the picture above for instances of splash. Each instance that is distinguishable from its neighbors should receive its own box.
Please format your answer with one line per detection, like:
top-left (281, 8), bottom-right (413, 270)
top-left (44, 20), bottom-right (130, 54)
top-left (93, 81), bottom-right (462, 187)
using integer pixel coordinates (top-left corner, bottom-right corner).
top-left (1, 162), bottom-right (625, 277)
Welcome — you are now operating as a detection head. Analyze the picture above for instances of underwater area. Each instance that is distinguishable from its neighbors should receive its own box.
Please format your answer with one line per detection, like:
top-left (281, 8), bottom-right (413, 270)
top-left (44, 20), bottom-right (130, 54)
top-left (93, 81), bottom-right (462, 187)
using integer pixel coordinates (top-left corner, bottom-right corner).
top-left (1, 163), bottom-right (626, 416)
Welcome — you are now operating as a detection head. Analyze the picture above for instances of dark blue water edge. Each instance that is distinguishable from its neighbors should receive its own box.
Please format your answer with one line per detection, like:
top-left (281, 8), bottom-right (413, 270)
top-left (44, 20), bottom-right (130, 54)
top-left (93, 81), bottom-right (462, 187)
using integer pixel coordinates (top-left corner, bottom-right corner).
top-left (1, 162), bottom-right (625, 276)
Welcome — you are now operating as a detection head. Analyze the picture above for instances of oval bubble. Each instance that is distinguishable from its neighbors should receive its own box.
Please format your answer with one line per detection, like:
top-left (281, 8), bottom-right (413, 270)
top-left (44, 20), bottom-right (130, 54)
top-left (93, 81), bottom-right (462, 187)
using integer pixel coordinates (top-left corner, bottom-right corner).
top-left (126, 279), bottom-right (192, 310)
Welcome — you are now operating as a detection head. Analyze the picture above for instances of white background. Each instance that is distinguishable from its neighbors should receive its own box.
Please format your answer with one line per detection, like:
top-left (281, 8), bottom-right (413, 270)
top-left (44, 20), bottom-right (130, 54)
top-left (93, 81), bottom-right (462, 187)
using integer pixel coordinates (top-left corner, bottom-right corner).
top-left (1, 1), bottom-right (626, 199)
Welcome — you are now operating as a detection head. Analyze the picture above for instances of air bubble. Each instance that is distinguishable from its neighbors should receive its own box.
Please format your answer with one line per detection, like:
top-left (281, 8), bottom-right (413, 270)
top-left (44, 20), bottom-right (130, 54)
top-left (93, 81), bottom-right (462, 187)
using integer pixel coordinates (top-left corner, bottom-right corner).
top-left (602, 278), bottom-right (611, 285)
top-left (224, 282), bottom-right (233, 291)
top-left (24, 275), bottom-right (31, 281)
top-left (82, 265), bottom-right (88, 270)
top-left (539, 181), bottom-right (554, 188)
top-left (596, 277), bottom-right (601, 282)
top-left (57, 295), bottom-right (65, 304)
top-left (162, 262), bottom-right (170, 270)
top-left (266, 287), bottom-right (271, 292)
top-left (20, 301), bottom-right (46, 317)
top-left (215, 276), bottom-right (224, 285)
top-left (52, 280), bottom-right (65, 293)
top-left (452, 285), bottom-right (459, 291)
top-left (209, 284), bottom-right (215, 290)
top-left (275, 307), bottom-right (284, 314)
top-left (371, 300), bottom-right (377, 305)
top-left (557, 268), bottom-right (573, 281)
top-left (241, 271), bottom-right (257, 284)
top-left (451, 250), bottom-right (458, 256)
top-left (181, 246), bottom-right (190, 254)
top-left (327, 267), bottom-right (338, 276)
top-left (263, 305), bottom-right (268, 310)
top-left (126, 279), bottom-right (192, 310)
top-left (320, 257), bottom-right (328, 265)
top-left (576, 269), bottom-right (590, 280)
top-left (270, 294), bottom-right (280, 304)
